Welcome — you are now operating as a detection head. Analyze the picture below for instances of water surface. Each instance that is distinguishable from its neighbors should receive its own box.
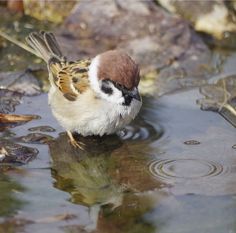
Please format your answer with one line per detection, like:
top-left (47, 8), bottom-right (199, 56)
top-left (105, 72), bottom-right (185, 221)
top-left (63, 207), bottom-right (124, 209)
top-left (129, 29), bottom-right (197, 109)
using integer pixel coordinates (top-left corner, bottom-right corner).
top-left (0, 14), bottom-right (236, 232)
top-left (1, 80), bottom-right (236, 233)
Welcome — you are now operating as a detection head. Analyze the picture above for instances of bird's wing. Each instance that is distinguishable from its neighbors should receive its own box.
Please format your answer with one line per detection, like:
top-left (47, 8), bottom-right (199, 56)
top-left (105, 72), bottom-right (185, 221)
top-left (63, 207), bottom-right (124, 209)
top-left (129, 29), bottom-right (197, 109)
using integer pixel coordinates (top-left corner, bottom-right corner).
top-left (26, 31), bottom-right (91, 101)
top-left (49, 59), bottom-right (91, 101)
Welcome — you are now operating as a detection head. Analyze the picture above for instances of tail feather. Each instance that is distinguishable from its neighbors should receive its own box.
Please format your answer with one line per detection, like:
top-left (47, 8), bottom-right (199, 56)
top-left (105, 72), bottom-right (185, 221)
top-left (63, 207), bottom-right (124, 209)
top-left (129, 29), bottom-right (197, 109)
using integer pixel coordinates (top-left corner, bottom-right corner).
top-left (44, 32), bottom-right (63, 58)
top-left (26, 31), bottom-right (64, 62)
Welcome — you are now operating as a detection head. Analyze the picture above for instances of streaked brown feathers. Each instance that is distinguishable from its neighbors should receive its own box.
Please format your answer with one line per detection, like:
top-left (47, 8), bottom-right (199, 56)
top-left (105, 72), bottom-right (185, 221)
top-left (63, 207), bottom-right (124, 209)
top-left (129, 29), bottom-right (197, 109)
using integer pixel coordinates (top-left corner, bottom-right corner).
top-left (49, 59), bottom-right (91, 101)
top-left (26, 31), bottom-right (90, 101)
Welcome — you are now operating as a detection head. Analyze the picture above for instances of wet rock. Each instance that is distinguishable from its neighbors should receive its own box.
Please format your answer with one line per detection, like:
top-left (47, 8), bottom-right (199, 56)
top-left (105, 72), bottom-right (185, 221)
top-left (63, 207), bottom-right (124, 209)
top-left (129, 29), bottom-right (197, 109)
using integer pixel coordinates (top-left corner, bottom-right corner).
top-left (57, 0), bottom-right (212, 96)
top-left (28, 125), bottom-right (56, 132)
top-left (197, 75), bottom-right (236, 127)
top-left (157, 0), bottom-right (236, 39)
top-left (0, 139), bottom-right (38, 164)
top-left (23, 0), bottom-right (76, 23)
top-left (0, 89), bottom-right (22, 113)
top-left (0, 70), bottom-right (41, 96)
top-left (15, 133), bottom-right (54, 144)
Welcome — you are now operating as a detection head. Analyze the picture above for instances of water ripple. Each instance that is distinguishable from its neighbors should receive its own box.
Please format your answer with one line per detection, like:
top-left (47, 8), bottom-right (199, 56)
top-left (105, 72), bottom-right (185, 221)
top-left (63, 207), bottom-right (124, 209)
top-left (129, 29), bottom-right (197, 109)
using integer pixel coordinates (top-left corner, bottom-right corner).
top-left (149, 159), bottom-right (226, 180)
top-left (117, 120), bottom-right (163, 142)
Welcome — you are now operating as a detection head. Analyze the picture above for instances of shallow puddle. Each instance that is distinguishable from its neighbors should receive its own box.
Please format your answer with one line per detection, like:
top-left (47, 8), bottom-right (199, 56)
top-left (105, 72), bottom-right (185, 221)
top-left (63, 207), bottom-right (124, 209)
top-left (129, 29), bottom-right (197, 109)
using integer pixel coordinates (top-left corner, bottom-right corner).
top-left (0, 13), bottom-right (236, 232)
top-left (148, 158), bottom-right (225, 180)
top-left (0, 83), bottom-right (236, 233)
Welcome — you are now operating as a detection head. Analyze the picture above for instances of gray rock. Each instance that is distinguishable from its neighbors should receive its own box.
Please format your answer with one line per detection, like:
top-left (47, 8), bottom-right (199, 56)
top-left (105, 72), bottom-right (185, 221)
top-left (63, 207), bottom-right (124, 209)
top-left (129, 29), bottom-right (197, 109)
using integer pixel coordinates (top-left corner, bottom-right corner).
top-left (197, 75), bottom-right (236, 127)
top-left (157, 0), bottom-right (236, 39)
top-left (0, 139), bottom-right (38, 165)
top-left (15, 133), bottom-right (54, 144)
top-left (57, 0), bottom-right (212, 96)
top-left (0, 70), bottom-right (41, 96)
top-left (0, 89), bottom-right (22, 114)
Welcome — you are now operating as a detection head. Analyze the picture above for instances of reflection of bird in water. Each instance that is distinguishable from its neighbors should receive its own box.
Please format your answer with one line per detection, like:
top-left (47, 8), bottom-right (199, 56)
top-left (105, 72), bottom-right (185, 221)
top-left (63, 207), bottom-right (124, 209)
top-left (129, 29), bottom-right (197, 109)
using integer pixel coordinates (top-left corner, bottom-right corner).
top-left (49, 118), bottom-right (163, 232)
top-left (49, 133), bottom-right (124, 230)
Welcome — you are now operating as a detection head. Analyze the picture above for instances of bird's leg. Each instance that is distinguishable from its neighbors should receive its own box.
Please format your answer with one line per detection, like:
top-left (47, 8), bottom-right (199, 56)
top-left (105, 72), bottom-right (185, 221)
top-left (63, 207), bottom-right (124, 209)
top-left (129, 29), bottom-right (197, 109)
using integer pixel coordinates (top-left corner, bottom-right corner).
top-left (67, 131), bottom-right (85, 150)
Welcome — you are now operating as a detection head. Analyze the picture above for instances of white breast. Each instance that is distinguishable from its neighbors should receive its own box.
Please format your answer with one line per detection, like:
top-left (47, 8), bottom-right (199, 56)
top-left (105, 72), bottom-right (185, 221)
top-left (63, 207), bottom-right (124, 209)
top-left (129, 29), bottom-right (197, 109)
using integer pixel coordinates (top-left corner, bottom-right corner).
top-left (48, 88), bottom-right (141, 136)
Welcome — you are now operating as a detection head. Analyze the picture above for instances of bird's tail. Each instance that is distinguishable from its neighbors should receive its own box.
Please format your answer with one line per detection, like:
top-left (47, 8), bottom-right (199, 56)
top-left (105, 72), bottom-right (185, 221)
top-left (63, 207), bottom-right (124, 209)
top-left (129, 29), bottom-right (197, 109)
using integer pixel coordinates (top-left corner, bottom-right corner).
top-left (0, 30), bottom-right (65, 63)
top-left (26, 31), bottom-right (65, 63)
top-left (0, 30), bottom-right (39, 56)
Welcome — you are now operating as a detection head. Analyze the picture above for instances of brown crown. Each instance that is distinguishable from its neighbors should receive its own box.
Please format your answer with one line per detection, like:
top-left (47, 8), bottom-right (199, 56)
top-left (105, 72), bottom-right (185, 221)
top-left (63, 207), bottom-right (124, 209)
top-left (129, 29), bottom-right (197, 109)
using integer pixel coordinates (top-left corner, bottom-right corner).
top-left (97, 50), bottom-right (140, 90)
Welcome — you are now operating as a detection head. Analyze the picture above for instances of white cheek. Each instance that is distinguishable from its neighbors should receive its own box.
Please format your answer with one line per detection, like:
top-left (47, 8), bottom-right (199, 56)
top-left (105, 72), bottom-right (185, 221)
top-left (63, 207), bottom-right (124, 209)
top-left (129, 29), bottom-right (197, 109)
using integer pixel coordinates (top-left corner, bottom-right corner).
top-left (88, 56), bottom-right (124, 104)
top-left (109, 86), bottom-right (124, 104)
top-left (97, 86), bottom-right (124, 104)
top-left (88, 56), bottom-right (100, 94)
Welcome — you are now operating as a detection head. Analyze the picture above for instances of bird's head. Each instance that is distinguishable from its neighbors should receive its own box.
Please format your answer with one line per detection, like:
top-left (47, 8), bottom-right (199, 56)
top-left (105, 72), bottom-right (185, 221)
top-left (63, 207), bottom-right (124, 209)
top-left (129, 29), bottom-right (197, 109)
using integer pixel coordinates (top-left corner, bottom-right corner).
top-left (88, 50), bottom-right (141, 106)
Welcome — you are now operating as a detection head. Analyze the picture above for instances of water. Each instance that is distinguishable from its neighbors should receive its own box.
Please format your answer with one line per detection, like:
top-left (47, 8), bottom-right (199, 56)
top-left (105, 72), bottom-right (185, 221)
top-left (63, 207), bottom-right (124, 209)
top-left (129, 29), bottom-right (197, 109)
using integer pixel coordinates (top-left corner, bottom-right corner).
top-left (0, 81), bottom-right (236, 233)
top-left (1, 16), bottom-right (236, 233)
top-left (149, 159), bottom-right (225, 180)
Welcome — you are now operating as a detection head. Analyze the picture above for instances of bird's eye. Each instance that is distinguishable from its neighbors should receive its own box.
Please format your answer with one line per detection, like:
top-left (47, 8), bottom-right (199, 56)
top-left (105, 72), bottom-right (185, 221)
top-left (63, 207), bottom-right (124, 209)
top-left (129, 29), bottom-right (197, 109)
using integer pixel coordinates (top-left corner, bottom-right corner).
top-left (116, 83), bottom-right (122, 89)
top-left (101, 81), bottom-right (113, 95)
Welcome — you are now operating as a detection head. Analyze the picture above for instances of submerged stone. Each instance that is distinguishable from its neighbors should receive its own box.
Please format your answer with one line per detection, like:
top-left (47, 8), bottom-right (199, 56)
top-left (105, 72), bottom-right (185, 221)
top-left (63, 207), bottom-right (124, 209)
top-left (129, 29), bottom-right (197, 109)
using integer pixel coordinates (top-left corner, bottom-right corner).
top-left (0, 139), bottom-right (38, 165)
top-left (15, 133), bottom-right (54, 144)
top-left (0, 89), bottom-right (22, 114)
top-left (28, 125), bottom-right (56, 132)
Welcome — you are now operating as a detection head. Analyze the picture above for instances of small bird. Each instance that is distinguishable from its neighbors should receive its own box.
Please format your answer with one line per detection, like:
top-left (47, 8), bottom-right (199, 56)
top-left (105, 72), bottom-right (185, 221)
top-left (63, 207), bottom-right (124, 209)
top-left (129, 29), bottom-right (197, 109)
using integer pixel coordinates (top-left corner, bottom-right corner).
top-left (26, 31), bottom-right (142, 148)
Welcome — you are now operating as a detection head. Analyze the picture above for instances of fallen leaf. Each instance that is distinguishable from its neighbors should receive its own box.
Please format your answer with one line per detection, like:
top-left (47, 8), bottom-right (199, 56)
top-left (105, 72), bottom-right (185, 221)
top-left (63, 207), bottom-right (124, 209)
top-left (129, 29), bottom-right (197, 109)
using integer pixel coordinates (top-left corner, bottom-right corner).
top-left (0, 113), bottom-right (39, 123)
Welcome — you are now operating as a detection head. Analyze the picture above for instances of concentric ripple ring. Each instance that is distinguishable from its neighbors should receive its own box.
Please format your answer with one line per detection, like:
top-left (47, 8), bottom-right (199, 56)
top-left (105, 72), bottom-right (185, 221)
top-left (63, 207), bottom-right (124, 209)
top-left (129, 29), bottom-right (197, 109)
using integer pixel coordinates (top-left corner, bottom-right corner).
top-left (117, 123), bottom-right (163, 141)
top-left (148, 159), bottom-right (225, 180)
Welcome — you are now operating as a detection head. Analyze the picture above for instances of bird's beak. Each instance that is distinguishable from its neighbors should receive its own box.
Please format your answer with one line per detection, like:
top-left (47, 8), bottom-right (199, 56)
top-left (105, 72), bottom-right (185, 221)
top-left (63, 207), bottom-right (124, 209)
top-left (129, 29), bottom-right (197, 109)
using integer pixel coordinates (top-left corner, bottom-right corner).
top-left (129, 88), bottom-right (141, 101)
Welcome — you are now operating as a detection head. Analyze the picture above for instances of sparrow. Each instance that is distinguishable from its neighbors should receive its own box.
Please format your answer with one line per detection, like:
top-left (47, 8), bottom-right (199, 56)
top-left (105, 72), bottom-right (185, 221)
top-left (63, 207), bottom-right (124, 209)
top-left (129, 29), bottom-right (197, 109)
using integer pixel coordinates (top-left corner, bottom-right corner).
top-left (26, 31), bottom-right (142, 149)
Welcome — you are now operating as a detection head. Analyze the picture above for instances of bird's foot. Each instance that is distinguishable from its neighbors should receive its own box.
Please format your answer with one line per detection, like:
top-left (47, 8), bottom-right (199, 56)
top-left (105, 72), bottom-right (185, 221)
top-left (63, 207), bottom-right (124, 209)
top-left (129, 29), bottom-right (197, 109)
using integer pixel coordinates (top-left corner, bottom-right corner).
top-left (67, 131), bottom-right (85, 150)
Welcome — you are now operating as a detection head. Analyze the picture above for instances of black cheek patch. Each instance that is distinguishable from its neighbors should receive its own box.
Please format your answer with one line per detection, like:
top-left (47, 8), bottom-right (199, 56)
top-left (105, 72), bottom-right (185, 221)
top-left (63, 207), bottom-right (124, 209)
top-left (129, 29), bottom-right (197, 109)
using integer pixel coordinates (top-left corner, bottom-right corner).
top-left (123, 95), bottom-right (132, 106)
top-left (101, 84), bottom-right (113, 95)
